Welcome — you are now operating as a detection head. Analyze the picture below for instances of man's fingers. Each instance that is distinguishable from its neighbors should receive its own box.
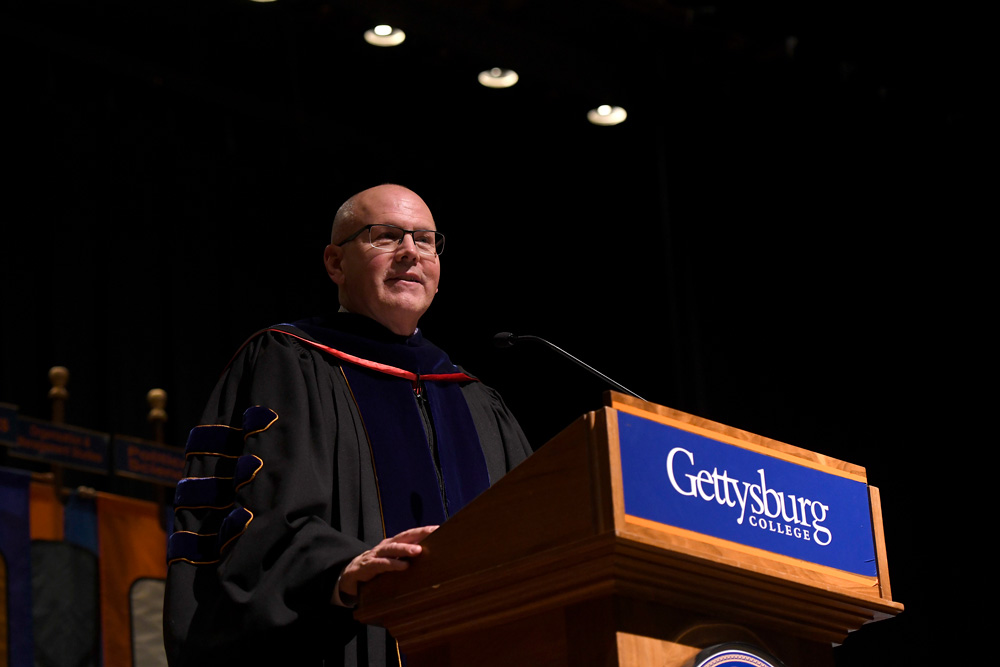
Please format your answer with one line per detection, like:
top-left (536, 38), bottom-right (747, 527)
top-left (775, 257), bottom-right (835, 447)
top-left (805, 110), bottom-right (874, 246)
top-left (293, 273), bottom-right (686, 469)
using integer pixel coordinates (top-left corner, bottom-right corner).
top-left (338, 525), bottom-right (441, 599)
top-left (388, 525), bottom-right (439, 544)
top-left (367, 542), bottom-right (421, 562)
top-left (352, 554), bottom-right (409, 581)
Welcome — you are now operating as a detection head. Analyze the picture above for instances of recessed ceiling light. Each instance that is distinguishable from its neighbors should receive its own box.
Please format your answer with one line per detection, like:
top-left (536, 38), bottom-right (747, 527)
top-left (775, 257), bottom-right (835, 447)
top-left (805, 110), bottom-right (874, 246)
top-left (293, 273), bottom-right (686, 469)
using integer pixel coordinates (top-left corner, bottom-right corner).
top-left (478, 68), bottom-right (519, 89)
top-left (364, 25), bottom-right (406, 47)
top-left (587, 104), bottom-right (627, 126)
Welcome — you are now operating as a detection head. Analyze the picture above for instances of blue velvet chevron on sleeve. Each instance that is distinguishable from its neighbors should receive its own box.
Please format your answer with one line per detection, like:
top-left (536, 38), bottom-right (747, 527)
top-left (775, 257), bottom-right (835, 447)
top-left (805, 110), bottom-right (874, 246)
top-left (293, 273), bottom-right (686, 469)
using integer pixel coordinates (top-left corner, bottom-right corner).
top-left (167, 406), bottom-right (276, 565)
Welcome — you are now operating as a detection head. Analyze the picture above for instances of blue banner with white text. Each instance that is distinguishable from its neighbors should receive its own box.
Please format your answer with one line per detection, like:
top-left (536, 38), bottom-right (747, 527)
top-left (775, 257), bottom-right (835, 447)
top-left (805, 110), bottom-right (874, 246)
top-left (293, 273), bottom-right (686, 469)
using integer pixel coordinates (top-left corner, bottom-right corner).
top-left (618, 412), bottom-right (877, 576)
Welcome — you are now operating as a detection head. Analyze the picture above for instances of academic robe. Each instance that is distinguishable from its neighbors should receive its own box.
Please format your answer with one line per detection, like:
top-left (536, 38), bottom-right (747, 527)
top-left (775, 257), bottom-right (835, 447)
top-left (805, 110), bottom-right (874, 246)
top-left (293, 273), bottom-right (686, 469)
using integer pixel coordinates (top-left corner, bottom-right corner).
top-left (163, 313), bottom-right (533, 667)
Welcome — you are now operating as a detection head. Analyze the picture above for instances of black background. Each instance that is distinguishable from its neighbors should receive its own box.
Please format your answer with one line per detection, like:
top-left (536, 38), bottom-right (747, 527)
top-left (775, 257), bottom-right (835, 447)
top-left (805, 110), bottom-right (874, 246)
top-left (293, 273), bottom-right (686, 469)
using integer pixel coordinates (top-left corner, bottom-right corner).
top-left (1, 1), bottom-right (985, 664)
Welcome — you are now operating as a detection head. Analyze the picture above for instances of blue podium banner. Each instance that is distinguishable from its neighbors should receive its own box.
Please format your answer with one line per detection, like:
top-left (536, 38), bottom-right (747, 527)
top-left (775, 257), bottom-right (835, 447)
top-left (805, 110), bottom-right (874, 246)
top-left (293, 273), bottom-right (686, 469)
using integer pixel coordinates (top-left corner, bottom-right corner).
top-left (618, 411), bottom-right (876, 577)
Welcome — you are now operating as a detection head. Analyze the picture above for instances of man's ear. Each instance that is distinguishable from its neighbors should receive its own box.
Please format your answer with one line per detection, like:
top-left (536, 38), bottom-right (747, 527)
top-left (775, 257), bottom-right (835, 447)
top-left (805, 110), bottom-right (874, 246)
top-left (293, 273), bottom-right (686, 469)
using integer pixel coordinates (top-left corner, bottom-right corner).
top-left (323, 244), bottom-right (345, 285)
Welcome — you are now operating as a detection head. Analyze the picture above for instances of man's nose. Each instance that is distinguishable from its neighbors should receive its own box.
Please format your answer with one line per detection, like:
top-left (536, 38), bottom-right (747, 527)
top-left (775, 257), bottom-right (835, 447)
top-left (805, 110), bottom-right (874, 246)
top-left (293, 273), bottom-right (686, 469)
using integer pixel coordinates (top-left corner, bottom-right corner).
top-left (394, 233), bottom-right (419, 260)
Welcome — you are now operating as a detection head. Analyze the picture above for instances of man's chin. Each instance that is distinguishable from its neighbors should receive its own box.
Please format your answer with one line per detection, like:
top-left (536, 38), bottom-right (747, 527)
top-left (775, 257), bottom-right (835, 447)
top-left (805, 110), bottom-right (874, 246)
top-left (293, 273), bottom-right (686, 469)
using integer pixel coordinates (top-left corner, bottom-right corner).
top-left (371, 299), bottom-right (432, 335)
top-left (380, 290), bottom-right (433, 312)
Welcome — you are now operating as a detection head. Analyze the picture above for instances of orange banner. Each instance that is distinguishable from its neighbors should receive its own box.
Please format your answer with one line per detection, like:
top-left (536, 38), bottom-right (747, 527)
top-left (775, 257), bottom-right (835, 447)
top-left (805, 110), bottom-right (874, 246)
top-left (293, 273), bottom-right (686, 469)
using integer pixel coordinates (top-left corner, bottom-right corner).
top-left (96, 493), bottom-right (167, 667)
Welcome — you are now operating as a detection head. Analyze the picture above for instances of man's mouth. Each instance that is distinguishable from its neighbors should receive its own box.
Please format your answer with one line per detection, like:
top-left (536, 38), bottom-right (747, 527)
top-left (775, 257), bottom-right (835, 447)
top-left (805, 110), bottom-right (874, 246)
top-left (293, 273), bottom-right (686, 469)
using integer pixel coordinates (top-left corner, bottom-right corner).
top-left (387, 273), bottom-right (422, 284)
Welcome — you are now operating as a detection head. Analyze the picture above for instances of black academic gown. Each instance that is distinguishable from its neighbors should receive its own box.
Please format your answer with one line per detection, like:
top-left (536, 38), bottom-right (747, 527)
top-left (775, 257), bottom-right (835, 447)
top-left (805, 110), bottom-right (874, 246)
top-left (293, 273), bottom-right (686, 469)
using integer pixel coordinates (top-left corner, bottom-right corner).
top-left (163, 314), bottom-right (533, 667)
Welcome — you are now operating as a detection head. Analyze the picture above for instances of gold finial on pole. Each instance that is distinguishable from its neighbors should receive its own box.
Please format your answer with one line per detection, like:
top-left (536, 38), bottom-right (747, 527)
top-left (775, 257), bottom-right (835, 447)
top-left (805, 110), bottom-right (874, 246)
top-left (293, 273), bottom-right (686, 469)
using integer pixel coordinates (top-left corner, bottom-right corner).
top-left (147, 388), bottom-right (167, 444)
top-left (48, 366), bottom-right (69, 424)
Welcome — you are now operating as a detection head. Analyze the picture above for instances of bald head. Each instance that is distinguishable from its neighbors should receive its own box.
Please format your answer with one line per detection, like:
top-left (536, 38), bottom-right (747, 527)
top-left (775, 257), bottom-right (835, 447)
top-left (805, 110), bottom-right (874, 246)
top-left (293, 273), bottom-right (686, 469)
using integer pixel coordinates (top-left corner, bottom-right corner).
top-left (331, 184), bottom-right (434, 244)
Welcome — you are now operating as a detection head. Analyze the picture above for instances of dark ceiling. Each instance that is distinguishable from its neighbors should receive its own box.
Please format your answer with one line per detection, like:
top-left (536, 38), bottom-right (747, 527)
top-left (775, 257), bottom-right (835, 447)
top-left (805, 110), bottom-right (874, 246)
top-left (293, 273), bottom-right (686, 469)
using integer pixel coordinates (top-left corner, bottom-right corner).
top-left (4, 0), bottom-right (974, 423)
top-left (1, 2), bottom-right (981, 663)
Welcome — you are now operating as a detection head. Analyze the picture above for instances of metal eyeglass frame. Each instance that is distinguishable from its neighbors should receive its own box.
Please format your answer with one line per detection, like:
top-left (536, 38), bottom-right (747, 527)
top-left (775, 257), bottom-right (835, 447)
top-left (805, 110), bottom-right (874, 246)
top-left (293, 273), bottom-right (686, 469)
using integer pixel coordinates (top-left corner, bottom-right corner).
top-left (335, 224), bottom-right (445, 256)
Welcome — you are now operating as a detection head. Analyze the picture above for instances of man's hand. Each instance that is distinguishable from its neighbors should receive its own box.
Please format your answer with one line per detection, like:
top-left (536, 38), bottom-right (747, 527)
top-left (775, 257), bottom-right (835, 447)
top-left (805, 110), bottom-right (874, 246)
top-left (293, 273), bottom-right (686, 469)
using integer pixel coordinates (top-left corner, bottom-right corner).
top-left (336, 525), bottom-right (438, 602)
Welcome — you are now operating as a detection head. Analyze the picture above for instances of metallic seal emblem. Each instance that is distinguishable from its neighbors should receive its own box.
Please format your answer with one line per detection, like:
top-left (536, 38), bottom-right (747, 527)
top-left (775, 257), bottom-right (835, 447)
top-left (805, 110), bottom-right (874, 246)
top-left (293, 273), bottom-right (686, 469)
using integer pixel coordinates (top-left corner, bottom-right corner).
top-left (691, 642), bottom-right (785, 667)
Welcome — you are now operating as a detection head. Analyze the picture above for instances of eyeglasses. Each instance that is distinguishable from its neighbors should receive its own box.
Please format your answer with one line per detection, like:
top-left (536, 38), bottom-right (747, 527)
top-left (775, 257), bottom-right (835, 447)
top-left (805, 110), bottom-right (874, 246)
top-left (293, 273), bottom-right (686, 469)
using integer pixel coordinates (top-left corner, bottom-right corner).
top-left (336, 224), bottom-right (445, 256)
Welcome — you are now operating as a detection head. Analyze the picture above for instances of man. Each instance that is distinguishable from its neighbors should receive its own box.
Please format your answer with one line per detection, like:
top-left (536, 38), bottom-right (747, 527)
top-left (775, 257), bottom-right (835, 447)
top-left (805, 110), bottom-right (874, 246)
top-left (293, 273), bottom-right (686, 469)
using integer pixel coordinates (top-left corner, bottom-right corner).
top-left (163, 184), bottom-right (533, 666)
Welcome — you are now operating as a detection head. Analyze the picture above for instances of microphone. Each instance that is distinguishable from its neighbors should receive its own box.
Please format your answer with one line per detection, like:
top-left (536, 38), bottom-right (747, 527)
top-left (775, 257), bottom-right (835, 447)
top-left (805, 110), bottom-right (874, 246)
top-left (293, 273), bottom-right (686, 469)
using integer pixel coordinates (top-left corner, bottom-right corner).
top-left (493, 332), bottom-right (646, 402)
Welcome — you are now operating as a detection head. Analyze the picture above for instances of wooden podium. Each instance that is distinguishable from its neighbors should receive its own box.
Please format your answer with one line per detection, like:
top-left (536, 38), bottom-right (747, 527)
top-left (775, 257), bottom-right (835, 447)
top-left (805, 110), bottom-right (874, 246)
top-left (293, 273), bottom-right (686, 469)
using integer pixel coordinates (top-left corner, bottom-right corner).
top-left (356, 392), bottom-right (903, 667)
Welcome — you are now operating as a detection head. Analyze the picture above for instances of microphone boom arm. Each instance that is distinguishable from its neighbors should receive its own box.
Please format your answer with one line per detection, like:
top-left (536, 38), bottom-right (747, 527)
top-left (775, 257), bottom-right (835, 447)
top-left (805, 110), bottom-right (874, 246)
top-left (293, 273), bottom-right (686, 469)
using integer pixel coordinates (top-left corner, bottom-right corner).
top-left (494, 332), bottom-right (647, 402)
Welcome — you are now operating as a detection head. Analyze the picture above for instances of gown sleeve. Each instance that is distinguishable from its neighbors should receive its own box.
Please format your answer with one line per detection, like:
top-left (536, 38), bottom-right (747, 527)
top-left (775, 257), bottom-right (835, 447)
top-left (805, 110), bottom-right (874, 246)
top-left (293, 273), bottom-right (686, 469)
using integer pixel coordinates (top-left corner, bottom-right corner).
top-left (164, 330), bottom-right (384, 666)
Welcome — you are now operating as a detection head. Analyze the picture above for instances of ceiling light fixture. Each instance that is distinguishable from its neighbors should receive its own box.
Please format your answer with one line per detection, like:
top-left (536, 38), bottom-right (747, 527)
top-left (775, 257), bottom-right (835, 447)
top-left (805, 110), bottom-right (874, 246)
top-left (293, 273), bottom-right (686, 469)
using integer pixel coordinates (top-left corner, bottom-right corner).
top-left (364, 25), bottom-right (406, 47)
top-left (478, 67), bottom-right (519, 89)
top-left (587, 104), bottom-right (627, 126)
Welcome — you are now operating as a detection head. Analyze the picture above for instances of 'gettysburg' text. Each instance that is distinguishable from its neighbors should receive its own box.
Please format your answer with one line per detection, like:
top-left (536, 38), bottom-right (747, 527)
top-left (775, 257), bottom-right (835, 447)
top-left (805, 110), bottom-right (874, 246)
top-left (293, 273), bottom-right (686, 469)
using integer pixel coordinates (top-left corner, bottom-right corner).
top-left (666, 446), bottom-right (832, 546)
